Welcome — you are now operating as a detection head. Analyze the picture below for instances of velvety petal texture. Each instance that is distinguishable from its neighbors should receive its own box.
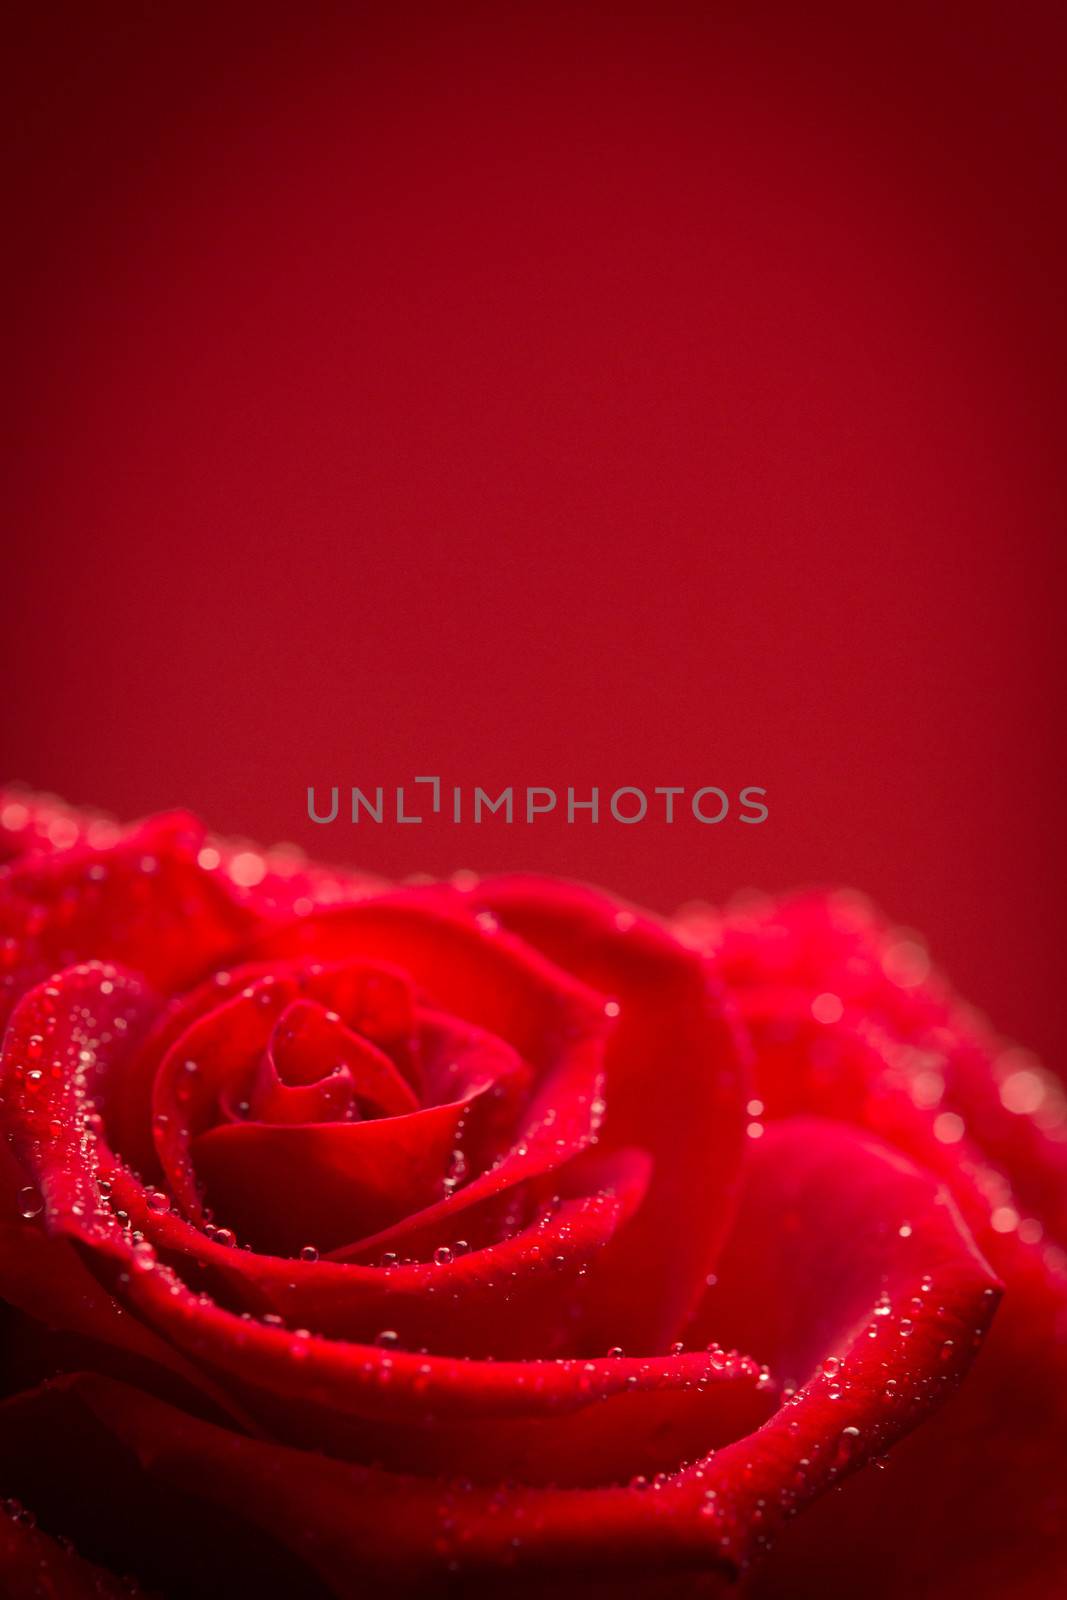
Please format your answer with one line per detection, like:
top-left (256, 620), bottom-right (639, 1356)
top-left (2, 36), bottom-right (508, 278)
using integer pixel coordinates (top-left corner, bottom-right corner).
top-left (0, 797), bottom-right (1061, 1599)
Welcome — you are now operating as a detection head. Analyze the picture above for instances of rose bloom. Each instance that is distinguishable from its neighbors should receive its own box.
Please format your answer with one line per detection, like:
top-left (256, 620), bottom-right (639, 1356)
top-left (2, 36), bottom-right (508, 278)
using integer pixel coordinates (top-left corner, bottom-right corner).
top-left (0, 793), bottom-right (1064, 1600)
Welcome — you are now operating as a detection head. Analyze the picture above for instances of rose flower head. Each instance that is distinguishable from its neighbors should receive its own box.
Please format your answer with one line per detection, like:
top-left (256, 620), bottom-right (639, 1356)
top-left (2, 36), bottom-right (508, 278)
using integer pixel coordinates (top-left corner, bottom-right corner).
top-left (0, 791), bottom-right (1064, 1599)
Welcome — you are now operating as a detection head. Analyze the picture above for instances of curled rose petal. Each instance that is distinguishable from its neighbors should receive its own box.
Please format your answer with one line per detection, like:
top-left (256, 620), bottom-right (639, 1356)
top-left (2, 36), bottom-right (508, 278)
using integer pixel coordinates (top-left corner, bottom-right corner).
top-left (191, 1102), bottom-right (493, 1255)
top-left (470, 877), bottom-right (749, 1350)
top-left (256, 998), bottom-right (418, 1120)
top-left (98, 1143), bottom-right (653, 1356)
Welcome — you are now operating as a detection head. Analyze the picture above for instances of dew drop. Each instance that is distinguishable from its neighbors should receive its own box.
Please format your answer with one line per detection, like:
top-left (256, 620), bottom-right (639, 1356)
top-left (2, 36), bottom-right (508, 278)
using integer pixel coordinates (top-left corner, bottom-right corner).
top-left (17, 1186), bottom-right (43, 1220)
top-left (299, 1244), bottom-right (319, 1262)
top-left (132, 1241), bottom-right (156, 1272)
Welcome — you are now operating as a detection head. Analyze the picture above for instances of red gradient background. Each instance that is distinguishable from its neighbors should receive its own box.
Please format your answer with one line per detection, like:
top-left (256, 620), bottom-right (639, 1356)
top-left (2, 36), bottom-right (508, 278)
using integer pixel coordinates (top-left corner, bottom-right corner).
top-left (4, 2), bottom-right (1065, 1069)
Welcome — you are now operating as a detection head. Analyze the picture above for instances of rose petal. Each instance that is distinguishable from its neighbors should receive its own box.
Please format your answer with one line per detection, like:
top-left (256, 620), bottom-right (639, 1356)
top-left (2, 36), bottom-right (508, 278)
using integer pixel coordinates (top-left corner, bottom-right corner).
top-left (681, 891), bottom-right (1067, 1598)
top-left (747, 1247), bottom-right (1067, 1600)
top-left (473, 877), bottom-right (749, 1351)
top-left (695, 890), bottom-right (1067, 1245)
top-left (0, 811), bottom-right (256, 1029)
top-left (187, 1153), bottom-right (652, 1358)
top-left (262, 998), bottom-right (417, 1119)
top-left (108, 1126), bottom-right (654, 1360)
top-left (0, 1376), bottom-right (331, 1599)
top-left (191, 1099), bottom-right (486, 1255)
top-left (0, 978), bottom-right (255, 1431)
top-left (0, 1373), bottom-right (741, 1594)
top-left (0, 1497), bottom-right (141, 1600)
top-left (677, 1117), bottom-right (1000, 1569)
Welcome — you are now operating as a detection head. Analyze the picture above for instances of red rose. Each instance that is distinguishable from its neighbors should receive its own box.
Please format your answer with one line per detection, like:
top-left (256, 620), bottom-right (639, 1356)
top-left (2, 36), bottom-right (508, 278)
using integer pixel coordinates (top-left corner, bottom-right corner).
top-left (0, 792), bottom-right (1064, 1598)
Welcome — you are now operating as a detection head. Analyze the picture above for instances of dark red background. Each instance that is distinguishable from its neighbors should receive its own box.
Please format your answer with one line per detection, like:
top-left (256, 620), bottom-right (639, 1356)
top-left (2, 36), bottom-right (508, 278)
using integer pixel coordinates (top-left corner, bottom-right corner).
top-left (4, 3), bottom-right (1064, 1068)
